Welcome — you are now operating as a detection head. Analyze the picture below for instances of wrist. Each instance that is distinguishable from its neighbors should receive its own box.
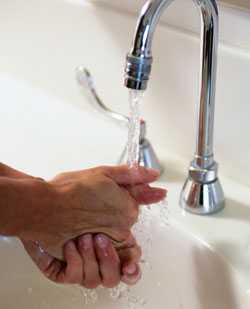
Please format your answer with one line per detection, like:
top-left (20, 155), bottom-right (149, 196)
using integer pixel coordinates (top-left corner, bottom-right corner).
top-left (0, 177), bottom-right (57, 239)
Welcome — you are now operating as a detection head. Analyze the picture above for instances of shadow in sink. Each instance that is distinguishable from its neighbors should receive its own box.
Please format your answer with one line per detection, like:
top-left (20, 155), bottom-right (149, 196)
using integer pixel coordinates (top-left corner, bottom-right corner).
top-left (213, 198), bottom-right (250, 224)
top-left (192, 246), bottom-right (240, 309)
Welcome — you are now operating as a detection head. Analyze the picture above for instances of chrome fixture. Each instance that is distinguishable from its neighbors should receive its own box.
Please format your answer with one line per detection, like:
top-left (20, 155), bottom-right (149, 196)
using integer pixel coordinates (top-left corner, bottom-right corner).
top-left (124, 0), bottom-right (225, 215)
top-left (76, 66), bottom-right (163, 174)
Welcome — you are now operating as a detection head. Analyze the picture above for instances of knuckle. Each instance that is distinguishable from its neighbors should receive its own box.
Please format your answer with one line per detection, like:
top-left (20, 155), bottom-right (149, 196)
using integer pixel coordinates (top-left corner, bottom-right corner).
top-left (99, 165), bottom-right (108, 172)
top-left (94, 165), bottom-right (108, 175)
top-left (104, 174), bottom-right (114, 185)
top-left (95, 175), bottom-right (114, 190)
top-left (57, 172), bottom-right (68, 179)
top-left (127, 208), bottom-right (139, 226)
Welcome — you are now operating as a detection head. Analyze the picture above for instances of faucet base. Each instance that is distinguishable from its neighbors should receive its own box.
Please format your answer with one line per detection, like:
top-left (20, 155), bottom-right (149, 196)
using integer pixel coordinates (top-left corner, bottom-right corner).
top-left (180, 178), bottom-right (225, 215)
top-left (118, 138), bottom-right (163, 175)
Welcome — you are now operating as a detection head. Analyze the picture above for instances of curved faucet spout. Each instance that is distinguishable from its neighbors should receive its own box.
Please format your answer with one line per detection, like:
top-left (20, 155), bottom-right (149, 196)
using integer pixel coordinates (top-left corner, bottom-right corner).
top-left (124, 0), bottom-right (225, 215)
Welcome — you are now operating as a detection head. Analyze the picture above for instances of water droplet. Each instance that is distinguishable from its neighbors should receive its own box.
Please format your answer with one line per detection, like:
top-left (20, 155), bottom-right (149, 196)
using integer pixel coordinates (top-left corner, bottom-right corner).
top-left (79, 287), bottom-right (98, 305)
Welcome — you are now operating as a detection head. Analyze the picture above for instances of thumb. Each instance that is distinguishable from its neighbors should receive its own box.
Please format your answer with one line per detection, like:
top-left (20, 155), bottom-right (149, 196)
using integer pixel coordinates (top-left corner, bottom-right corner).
top-left (103, 165), bottom-right (160, 186)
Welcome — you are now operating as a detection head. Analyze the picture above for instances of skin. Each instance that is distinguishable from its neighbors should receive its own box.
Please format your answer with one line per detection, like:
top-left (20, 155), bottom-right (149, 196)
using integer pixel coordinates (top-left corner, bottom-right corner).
top-left (0, 163), bottom-right (166, 288)
top-left (22, 233), bottom-right (142, 288)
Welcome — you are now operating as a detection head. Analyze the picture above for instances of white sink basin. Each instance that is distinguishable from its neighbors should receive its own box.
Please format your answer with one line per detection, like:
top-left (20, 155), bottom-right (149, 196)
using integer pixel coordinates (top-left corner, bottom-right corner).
top-left (0, 53), bottom-right (250, 309)
top-left (1, 194), bottom-right (250, 309)
top-left (1, 1), bottom-right (250, 308)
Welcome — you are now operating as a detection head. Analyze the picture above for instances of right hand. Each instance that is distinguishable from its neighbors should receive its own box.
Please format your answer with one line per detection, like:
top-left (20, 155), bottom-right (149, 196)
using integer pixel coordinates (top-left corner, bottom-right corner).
top-left (22, 165), bottom-right (166, 258)
top-left (22, 233), bottom-right (142, 288)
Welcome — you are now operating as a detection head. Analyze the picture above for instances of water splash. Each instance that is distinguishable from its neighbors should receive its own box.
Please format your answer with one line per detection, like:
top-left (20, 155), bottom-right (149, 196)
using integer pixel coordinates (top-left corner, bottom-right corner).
top-left (110, 283), bottom-right (147, 309)
top-left (78, 287), bottom-right (98, 305)
top-left (108, 200), bottom-right (169, 309)
top-left (106, 90), bottom-right (170, 308)
top-left (107, 90), bottom-right (149, 307)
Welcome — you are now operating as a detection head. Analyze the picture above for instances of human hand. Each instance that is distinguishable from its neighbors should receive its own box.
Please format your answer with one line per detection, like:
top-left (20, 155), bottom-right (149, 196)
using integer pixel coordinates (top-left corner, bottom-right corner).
top-left (33, 165), bottom-right (166, 258)
top-left (2, 163), bottom-right (165, 287)
top-left (22, 233), bottom-right (142, 288)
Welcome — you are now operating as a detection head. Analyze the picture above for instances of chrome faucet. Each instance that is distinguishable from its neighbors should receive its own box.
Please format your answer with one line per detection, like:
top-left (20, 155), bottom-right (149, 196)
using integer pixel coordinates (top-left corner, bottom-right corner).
top-left (124, 0), bottom-right (225, 215)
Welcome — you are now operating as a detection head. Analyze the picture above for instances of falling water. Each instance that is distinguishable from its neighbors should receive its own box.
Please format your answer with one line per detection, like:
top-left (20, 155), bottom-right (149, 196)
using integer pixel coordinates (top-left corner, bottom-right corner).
top-left (109, 90), bottom-right (149, 307)
top-left (126, 89), bottom-right (157, 266)
top-left (127, 90), bottom-right (144, 167)
top-left (108, 89), bottom-right (169, 308)
top-left (76, 90), bottom-right (168, 308)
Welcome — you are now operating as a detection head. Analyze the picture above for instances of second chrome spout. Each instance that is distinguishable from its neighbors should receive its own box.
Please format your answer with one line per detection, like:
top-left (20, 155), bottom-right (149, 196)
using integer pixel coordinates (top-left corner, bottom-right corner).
top-left (124, 0), bottom-right (225, 215)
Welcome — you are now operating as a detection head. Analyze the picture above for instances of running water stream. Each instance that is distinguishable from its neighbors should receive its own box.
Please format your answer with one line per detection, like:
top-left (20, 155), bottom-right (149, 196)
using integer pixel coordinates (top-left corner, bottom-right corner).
top-left (79, 90), bottom-right (169, 308)
top-left (108, 90), bottom-right (169, 308)
top-left (127, 90), bottom-right (144, 167)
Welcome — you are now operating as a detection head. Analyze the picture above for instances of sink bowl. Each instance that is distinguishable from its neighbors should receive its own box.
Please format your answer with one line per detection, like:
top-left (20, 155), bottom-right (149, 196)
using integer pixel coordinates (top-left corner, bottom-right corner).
top-left (0, 1), bottom-right (250, 308)
top-left (0, 67), bottom-right (250, 309)
top-left (0, 193), bottom-right (249, 309)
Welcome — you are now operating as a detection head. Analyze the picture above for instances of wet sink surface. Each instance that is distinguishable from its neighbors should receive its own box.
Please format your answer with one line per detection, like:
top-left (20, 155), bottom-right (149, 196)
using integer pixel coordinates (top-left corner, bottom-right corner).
top-left (0, 205), bottom-right (249, 309)
top-left (0, 75), bottom-right (249, 309)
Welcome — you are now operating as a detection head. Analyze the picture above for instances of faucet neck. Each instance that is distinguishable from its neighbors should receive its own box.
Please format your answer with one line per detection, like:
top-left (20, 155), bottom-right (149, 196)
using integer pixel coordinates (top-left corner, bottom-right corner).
top-left (196, 2), bottom-right (218, 167)
top-left (130, 0), bottom-right (174, 58)
top-left (125, 0), bottom-right (219, 169)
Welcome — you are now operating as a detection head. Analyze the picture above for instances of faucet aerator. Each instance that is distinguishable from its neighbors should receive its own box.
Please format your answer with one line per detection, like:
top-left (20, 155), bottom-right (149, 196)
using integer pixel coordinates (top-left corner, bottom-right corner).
top-left (125, 54), bottom-right (152, 91)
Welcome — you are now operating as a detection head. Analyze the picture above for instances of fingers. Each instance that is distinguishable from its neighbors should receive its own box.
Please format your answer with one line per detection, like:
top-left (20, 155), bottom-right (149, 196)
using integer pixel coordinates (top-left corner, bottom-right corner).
top-left (78, 234), bottom-right (141, 288)
top-left (77, 234), bottom-right (101, 289)
top-left (122, 263), bottom-right (142, 286)
top-left (94, 234), bottom-right (121, 288)
top-left (22, 235), bottom-right (143, 288)
top-left (22, 240), bottom-right (54, 272)
top-left (57, 241), bottom-right (83, 284)
top-left (127, 184), bottom-right (167, 205)
top-left (21, 240), bottom-right (65, 283)
top-left (103, 165), bottom-right (160, 186)
top-left (117, 235), bottom-right (142, 286)
top-left (45, 259), bottom-right (64, 282)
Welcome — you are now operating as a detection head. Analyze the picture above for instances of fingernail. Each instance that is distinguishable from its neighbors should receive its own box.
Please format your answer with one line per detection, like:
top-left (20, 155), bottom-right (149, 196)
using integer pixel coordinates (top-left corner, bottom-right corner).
top-left (79, 234), bottom-right (92, 250)
top-left (95, 234), bottom-right (109, 249)
top-left (122, 268), bottom-right (141, 285)
top-left (67, 241), bottom-right (75, 251)
top-left (124, 264), bottom-right (137, 275)
top-left (153, 189), bottom-right (167, 196)
top-left (147, 168), bottom-right (160, 177)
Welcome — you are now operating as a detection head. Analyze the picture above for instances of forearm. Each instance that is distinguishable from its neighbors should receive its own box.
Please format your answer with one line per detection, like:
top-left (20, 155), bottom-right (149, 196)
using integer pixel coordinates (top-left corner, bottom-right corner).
top-left (0, 176), bottom-right (54, 238)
